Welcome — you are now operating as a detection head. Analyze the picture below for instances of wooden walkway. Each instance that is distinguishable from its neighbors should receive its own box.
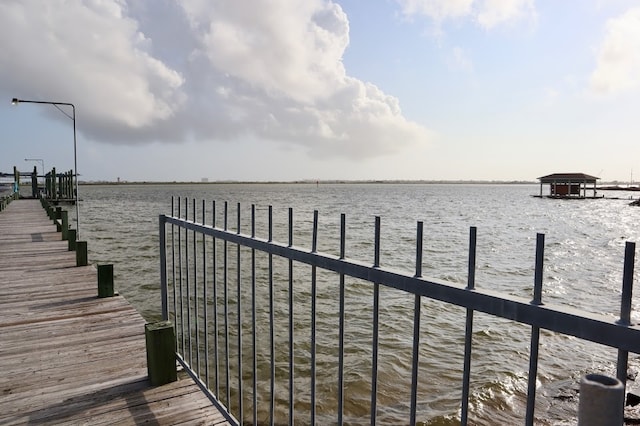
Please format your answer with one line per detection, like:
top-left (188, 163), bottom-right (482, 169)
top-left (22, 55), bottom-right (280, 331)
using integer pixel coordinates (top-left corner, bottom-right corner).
top-left (0, 199), bottom-right (232, 425)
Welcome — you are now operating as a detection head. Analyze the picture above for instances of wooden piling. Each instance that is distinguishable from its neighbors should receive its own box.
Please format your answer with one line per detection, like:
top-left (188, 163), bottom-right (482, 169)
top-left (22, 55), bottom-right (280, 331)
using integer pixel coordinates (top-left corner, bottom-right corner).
top-left (68, 229), bottom-right (76, 251)
top-left (51, 167), bottom-right (56, 200)
top-left (55, 207), bottom-right (62, 231)
top-left (61, 211), bottom-right (69, 240)
top-left (145, 321), bottom-right (177, 386)
top-left (76, 241), bottom-right (88, 266)
top-left (97, 264), bottom-right (114, 297)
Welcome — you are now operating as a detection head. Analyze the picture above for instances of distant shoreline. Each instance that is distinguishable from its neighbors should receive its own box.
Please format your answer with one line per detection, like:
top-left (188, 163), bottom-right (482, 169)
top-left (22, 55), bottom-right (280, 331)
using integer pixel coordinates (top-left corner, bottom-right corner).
top-left (78, 179), bottom-right (538, 186)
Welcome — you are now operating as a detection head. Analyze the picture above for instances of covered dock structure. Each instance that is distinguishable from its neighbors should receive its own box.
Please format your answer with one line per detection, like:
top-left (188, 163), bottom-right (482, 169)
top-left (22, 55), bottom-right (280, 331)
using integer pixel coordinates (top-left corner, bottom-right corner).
top-left (538, 173), bottom-right (600, 198)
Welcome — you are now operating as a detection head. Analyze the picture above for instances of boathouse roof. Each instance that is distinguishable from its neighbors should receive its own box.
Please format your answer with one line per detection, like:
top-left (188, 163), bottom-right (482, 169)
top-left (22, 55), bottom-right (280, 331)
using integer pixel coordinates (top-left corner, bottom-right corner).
top-left (538, 173), bottom-right (599, 183)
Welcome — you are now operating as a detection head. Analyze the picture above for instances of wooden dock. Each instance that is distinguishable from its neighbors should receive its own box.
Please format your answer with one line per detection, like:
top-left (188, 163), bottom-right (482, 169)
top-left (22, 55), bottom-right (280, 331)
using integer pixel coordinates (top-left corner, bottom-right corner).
top-left (0, 199), bottom-right (232, 425)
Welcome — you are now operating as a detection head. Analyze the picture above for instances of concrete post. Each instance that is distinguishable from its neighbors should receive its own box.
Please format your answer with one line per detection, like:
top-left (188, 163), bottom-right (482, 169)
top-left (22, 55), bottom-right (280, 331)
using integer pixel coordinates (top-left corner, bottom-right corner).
top-left (578, 374), bottom-right (624, 425)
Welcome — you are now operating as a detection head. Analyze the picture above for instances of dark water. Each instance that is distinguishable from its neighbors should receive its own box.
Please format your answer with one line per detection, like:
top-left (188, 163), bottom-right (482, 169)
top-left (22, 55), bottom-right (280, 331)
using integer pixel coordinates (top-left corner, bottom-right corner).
top-left (77, 183), bottom-right (640, 424)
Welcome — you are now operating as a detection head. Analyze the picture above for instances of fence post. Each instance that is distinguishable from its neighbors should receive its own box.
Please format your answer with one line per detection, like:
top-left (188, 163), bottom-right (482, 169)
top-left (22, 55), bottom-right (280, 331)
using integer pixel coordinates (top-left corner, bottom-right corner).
top-left (578, 374), bottom-right (624, 425)
top-left (97, 264), bottom-right (114, 297)
top-left (76, 241), bottom-right (88, 266)
top-left (145, 321), bottom-right (177, 386)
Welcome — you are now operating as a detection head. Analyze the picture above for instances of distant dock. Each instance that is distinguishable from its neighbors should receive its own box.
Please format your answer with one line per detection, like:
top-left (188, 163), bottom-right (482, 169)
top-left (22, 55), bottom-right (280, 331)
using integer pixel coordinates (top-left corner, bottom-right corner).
top-left (0, 199), bottom-right (231, 424)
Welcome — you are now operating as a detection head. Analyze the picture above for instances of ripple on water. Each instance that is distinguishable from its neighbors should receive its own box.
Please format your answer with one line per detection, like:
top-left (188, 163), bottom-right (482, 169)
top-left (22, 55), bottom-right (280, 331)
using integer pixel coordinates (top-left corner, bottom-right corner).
top-left (79, 183), bottom-right (638, 424)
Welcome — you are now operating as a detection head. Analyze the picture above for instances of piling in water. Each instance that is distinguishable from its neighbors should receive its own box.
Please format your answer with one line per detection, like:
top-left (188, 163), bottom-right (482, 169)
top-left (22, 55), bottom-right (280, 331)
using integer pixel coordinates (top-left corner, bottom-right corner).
top-left (578, 374), bottom-right (624, 425)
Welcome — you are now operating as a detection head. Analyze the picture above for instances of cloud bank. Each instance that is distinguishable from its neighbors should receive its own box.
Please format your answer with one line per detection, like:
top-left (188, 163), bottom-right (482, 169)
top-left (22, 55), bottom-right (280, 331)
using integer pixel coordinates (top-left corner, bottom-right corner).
top-left (590, 7), bottom-right (640, 95)
top-left (0, 0), bottom-right (429, 159)
top-left (396, 0), bottom-right (536, 29)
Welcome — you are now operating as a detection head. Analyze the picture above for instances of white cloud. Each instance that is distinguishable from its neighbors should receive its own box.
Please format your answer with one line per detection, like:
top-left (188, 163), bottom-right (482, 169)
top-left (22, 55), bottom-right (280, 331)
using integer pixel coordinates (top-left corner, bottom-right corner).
top-left (396, 0), bottom-right (536, 29)
top-left (397, 0), bottom-right (474, 22)
top-left (0, 1), bottom-right (185, 130)
top-left (0, 0), bottom-right (430, 160)
top-left (447, 47), bottom-right (474, 72)
top-left (477, 0), bottom-right (536, 30)
top-left (590, 7), bottom-right (640, 94)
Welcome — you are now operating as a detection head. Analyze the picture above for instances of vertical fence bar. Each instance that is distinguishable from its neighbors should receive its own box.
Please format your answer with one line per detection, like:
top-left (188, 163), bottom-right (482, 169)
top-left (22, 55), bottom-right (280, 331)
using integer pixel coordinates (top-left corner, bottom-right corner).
top-left (311, 210), bottom-right (319, 426)
top-left (268, 205), bottom-right (275, 426)
top-left (160, 215), bottom-right (168, 321)
top-left (212, 200), bottom-right (220, 398)
top-left (186, 198), bottom-right (193, 367)
top-left (251, 204), bottom-right (258, 426)
top-left (371, 216), bottom-right (381, 425)
top-left (178, 197), bottom-right (185, 356)
top-left (461, 226), bottom-right (477, 425)
top-left (202, 200), bottom-right (209, 387)
top-left (288, 207), bottom-right (295, 426)
top-left (193, 199), bottom-right (200, 376)
top-left (525, 233), bottom-right (545, 426)
top-left (236, 202), bottom-right (243, 424)
top-left (617, 241), bottom-right (635, 386)
top-left (410, 221), bottom-right (424, 426)
top-left (171, 198), bottom-right (178, 346)
top-left (224, 201), bottom-right (230, 407)
top-left (338, 213), bottom-right (346, 426)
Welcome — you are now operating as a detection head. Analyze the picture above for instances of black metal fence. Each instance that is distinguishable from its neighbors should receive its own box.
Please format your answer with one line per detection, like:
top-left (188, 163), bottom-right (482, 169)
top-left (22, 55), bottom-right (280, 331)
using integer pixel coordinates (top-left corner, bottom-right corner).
top-left (159, 197), bottom-right (639, 425)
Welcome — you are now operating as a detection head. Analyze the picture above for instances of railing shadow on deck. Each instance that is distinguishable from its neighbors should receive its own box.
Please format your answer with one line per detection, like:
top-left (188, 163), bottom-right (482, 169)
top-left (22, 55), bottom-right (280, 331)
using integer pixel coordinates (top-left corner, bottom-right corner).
top-left (159, 197), bottom-right (638, 426)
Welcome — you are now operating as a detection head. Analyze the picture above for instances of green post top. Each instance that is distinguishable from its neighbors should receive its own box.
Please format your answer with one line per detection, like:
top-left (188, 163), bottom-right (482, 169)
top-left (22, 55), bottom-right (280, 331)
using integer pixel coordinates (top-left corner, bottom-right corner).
top-left (146, 321), bottom-right (173, 332)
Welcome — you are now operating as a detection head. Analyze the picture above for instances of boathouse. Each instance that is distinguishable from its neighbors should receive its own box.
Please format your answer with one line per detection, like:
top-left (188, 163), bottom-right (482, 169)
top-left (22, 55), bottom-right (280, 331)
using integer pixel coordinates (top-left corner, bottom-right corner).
top-left (538, 173), bottom-right (599, 198)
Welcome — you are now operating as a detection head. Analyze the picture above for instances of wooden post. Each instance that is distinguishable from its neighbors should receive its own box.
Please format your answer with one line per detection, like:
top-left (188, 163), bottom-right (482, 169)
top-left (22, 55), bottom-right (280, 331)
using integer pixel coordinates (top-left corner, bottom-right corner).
top-left (145, 321), bottom-right (177, 386)
top-left (76, 241), bottom-right (88, 266)
top-left (68, 229), bottom-right (77, 251)
top-left (58, 173), bottom-right (63, 200)
top-left (13, 166), bottom-right (19, 197)
top-left (51, 167), bottom-right (56, 200)
top-left (61, 211), bottom-right (69, 240)
top-left (46, 172), bottom-right (52, 199)
top-left (31, 166), bottom-right (37, 198)
top-left (55, 207), bottom-right (62, 231)
top-left (97, 264), bottom-right (114, 297)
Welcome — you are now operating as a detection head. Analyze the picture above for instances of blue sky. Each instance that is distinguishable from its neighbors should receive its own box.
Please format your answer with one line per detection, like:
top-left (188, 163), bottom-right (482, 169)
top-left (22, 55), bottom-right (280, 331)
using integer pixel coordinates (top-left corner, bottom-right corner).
top-left (1, 0), bottom-right (639, 182)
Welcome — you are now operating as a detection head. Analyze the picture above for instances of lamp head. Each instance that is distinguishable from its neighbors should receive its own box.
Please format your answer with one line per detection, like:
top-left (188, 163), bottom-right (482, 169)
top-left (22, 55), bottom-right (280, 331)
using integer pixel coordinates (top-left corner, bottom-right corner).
top-left (11, 98), bottom-right (19, 105)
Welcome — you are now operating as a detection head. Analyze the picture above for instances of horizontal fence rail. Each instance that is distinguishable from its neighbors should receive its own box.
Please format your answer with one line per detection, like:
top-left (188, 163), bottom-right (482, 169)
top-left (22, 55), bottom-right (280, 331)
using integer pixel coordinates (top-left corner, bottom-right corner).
top-left (159, 198), bottom-right (638, 425)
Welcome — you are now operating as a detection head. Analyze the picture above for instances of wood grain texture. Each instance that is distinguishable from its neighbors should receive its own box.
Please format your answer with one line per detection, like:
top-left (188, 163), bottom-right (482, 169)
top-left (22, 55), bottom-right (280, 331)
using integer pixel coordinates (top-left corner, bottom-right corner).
top-left (0, 200), bottom-right (232, 425)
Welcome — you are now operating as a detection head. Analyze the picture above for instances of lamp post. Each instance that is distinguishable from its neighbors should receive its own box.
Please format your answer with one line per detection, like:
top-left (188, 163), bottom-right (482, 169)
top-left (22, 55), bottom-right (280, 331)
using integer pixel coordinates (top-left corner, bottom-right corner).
top-left (12, 98), bottom-right (80, 239)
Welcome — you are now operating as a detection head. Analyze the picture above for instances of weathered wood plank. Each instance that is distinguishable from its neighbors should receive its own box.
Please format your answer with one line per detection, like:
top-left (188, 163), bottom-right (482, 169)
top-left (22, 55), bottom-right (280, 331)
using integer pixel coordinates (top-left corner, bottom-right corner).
top-left (0, 200), bottom-right (232, 425)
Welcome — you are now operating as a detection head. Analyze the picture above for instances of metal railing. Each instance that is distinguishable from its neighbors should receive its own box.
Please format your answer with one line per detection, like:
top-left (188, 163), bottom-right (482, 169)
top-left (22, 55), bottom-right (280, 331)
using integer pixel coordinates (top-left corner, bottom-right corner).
top-left (159, 197), bottom-right (639, 425)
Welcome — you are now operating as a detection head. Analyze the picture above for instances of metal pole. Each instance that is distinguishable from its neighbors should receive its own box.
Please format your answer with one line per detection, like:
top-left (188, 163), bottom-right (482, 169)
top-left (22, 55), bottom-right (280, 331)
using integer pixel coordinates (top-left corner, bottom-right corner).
top-left (72, 104), bottom-right (79, 240)
top-left (12, 98), bottom-right (79, 238)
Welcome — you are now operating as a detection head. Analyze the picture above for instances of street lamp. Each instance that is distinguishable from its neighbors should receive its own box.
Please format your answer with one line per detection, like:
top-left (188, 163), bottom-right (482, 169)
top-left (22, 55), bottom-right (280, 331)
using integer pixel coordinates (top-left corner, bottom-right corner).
top-left (12, 98), bottom-right (80, 239)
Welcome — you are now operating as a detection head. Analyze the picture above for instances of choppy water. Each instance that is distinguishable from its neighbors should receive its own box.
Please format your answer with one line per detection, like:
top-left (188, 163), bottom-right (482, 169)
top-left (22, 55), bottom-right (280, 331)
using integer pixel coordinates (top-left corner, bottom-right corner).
top-left (77, 183), bottom-right (640, 424)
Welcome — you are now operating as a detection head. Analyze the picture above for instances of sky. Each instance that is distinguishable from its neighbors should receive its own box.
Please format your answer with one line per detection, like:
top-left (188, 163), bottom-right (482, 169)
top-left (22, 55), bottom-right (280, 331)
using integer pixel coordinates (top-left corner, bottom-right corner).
top-left (1, 0), bottom-right (639, 183)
